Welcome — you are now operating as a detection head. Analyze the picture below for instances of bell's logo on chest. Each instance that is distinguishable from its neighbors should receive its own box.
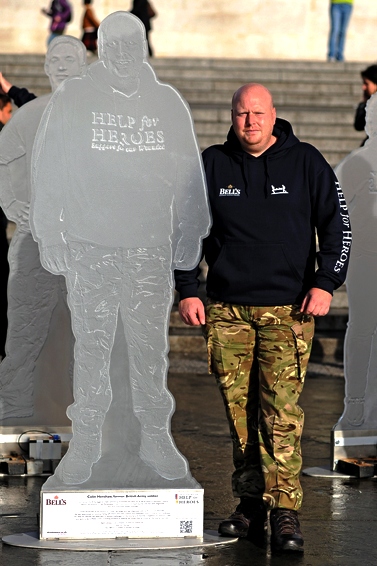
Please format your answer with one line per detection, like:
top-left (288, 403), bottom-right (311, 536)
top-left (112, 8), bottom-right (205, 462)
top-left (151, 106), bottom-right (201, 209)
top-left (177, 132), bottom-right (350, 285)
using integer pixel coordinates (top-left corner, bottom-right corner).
top-left (271, 184), bottom-right (288, 195)
top-left (219, 184), bottom-right (241, 196)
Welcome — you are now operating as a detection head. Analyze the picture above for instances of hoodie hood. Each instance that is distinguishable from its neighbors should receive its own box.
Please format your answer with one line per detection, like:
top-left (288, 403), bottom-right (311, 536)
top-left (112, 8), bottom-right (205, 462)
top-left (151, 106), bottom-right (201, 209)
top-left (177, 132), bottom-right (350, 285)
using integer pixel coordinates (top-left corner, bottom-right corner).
top-left (223, 118), bottom-right (301, 197)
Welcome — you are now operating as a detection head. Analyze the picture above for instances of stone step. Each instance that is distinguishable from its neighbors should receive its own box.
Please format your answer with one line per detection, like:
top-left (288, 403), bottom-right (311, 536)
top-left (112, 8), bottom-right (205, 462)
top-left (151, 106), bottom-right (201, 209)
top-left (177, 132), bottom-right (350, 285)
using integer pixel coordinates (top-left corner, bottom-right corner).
top-left (152, 58), bottom-right (365, 74)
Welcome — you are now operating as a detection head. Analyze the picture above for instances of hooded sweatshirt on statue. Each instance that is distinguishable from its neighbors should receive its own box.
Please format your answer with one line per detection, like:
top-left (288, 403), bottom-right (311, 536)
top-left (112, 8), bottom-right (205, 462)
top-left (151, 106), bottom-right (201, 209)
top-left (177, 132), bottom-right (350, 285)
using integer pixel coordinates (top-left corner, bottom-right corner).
top-left (175, 118), bottom-right (351, 306)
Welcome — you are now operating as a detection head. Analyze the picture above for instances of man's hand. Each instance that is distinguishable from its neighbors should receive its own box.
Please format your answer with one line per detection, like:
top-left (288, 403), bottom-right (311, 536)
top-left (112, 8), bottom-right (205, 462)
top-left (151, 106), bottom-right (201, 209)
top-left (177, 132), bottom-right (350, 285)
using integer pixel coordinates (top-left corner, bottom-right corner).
top-left (40, 245), bottom-right (68, 274)
top-left (179, 297), bottom-right (205, 326)
top-left (300, 287), bottom-right (332, 316)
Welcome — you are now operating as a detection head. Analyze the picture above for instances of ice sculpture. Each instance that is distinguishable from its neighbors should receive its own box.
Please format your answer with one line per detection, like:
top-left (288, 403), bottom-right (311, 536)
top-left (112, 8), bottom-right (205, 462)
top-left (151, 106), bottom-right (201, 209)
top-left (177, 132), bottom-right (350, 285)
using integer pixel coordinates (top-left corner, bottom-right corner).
top-left (0, 37), bottom-right (87, 422)
top-left (31, 12), bottom-right (210, 488)
top-left (335, 92), bottom-right (377, 428)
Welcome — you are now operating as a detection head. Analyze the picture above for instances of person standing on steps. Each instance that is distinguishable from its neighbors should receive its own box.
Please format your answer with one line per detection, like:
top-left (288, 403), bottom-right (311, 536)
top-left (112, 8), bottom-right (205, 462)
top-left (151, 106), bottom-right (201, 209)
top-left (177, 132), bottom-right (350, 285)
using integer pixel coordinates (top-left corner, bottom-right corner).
top-left (327, 0), bottom-right (353, 62)
top-left (175, 83), bottom-right (351, 553)
top-left (354, 64), bottom-right (377, 146)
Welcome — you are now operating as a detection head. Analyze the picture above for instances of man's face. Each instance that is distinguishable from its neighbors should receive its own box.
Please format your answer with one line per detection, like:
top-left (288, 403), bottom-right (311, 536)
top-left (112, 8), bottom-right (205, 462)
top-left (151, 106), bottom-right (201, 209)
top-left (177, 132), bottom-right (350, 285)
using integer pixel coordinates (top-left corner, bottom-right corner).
top-left (102, 28), bottom-right (144, 80)
top-left (232, 86), bottom-right (276, 156)
top-left (363, 78), bottom-right (377, 98)
top-left (0, 102), bottom-right (12, 125)
top-left (46, 44), bottom-right (83, 91)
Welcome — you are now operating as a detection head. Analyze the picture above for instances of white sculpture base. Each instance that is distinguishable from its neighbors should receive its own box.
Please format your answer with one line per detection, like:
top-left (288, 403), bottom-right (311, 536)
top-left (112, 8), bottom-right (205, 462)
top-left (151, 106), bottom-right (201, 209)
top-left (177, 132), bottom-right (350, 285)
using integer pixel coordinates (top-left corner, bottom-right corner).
top-left (331, 428), bottom-right (377, 469)
top-left (40, 488), bottom-right (204, 540)
top-left (2, 530), bottom-right (237, 551)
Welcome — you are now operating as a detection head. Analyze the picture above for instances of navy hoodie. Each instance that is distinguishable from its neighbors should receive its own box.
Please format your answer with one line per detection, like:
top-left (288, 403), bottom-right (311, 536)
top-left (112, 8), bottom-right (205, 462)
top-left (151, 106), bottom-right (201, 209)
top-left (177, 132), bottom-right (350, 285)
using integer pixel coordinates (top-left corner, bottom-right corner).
top-left (175, 118), bottom-right (351, 306)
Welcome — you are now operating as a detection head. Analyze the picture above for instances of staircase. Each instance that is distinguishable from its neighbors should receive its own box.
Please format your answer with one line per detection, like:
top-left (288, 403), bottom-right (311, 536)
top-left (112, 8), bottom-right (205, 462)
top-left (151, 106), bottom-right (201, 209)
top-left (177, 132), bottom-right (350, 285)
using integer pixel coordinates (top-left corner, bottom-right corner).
top-left (1, 54), bottom-right (357, 362)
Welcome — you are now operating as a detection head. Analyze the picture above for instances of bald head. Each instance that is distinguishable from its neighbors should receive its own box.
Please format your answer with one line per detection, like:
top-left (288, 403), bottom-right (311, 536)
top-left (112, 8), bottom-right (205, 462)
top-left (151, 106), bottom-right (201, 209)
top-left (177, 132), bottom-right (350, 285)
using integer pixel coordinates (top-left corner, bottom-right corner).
top-left (231, 83), bottom-right (277, 156)
top-left (232, 83), bottom-right (274, 111)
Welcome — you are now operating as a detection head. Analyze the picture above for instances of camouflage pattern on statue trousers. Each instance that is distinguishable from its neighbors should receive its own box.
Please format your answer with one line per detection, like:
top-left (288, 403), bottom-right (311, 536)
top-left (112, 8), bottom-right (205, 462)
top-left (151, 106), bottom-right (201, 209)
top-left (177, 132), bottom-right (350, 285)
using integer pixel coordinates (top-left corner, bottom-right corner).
top-left (204, 301), bottom-right (315, 510)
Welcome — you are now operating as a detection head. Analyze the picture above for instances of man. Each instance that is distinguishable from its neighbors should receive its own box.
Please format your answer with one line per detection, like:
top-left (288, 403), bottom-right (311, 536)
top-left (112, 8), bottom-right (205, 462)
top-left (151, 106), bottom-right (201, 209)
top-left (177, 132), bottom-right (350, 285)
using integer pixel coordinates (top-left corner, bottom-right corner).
top-left (0, 94), bottom-right (12, 129)
top-left (0, 37), bottom-right (87, 419)
top-left (31, 12), bottom-right (210, 487)
top-left (175, 83), bottom-right (350, 552)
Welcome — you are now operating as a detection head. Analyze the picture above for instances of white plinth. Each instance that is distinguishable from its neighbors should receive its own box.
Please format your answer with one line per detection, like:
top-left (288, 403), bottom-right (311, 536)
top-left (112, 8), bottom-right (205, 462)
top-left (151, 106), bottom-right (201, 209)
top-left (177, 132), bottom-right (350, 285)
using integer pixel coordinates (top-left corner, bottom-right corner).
top-left (40, 488), bottom-right (204, 540)
top-left (2, 530), bottom-right (237, 551)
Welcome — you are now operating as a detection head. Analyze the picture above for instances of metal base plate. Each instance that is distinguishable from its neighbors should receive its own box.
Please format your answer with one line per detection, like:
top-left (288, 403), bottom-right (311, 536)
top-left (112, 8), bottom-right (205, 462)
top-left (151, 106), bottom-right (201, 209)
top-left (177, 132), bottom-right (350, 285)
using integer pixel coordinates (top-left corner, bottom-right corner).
top-left (2, 531), bottom-right (237, 551)
top-left (302, 465), bottom-right (355, 478)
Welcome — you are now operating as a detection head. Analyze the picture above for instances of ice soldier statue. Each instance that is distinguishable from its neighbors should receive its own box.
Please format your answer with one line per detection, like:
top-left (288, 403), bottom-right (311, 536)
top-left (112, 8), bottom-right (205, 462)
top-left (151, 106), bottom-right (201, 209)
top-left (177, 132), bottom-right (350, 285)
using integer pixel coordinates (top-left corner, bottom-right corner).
top-left (0, 37), bottom-right (87, 421)
top-left (335, 92), bottom-right (377, 429)
top-left (31, 12), bottom-right (210, 487)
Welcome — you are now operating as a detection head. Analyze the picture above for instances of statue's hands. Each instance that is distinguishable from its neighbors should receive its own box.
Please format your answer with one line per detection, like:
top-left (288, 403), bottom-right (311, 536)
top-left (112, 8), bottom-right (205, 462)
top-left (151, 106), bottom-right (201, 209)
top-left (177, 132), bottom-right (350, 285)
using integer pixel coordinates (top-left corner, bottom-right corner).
top-left (40, 245), bottom-right (68, 274)
top-left (173, 236), bottom-right (200, 270)
top-left (5, 201), bottom-right (30, 230)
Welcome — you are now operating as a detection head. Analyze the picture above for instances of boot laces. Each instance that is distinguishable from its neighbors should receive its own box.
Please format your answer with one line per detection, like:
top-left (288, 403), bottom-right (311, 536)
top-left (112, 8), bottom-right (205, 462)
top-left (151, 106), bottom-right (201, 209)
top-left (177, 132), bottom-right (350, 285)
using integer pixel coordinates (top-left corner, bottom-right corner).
top-left (274, 510), bottom-right (300, 535)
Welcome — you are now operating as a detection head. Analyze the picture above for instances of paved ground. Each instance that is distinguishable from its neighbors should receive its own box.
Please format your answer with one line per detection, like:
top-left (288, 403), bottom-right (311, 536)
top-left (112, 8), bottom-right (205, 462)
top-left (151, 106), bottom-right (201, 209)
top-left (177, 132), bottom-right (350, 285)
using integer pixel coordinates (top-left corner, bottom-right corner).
top-left (1, 353), bottom-right (376, 565)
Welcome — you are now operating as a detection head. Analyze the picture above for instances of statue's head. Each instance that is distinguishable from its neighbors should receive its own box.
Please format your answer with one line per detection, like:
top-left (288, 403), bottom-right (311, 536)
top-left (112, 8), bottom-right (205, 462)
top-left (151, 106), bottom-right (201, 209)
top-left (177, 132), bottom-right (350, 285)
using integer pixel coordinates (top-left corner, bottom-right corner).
top-left (45, 36), bottom-right (87, 92)
top-left (98, 12), bottom-right (147, 82)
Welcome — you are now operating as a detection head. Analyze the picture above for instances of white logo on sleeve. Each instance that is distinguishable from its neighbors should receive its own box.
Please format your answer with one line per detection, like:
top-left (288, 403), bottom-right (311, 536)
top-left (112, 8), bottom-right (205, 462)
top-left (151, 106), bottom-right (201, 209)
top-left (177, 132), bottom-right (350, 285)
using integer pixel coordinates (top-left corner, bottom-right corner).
top-left (219, 185), bottom-right (241, 196)
top-left (271, 184), bottom-right (288, 195)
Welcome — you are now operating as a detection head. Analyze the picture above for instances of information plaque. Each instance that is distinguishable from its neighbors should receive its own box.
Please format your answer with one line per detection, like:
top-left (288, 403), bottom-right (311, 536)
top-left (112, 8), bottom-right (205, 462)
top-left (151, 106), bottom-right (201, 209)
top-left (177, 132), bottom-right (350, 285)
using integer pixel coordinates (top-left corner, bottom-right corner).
top-left (40, 489), bottom-right (203, 540)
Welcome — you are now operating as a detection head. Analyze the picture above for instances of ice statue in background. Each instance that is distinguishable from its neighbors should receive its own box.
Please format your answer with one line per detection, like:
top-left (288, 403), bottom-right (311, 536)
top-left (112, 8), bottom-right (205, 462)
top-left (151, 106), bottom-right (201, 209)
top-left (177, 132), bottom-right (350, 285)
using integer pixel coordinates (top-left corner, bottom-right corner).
top-left (0, 37), bottom-right (87, 421)
top-left (335, 92), bottom-right (377, 429)
top-left (31, 12), bottom-right (210, 487)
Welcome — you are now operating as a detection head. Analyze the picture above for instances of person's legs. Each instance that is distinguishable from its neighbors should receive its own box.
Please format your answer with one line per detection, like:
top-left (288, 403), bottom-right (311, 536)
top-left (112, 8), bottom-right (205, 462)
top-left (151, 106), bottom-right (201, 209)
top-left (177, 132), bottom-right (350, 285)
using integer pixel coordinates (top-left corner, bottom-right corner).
top-left (256, 305), bottom-right (314, 552)
top-left (205, 301), bottom-right (267, 538)
top-left (336, 3), bottom-right (353, 61)
top-left (256, 305), bottom-right (314, 510)
top-left (328, 3), bottom-right (341, 60)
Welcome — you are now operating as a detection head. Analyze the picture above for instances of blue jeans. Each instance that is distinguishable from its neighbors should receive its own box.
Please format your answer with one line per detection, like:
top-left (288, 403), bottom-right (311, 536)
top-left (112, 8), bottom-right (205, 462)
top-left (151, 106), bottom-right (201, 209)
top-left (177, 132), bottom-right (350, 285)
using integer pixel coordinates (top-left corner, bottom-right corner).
top-left (328, 3), bottom-right (353, 61)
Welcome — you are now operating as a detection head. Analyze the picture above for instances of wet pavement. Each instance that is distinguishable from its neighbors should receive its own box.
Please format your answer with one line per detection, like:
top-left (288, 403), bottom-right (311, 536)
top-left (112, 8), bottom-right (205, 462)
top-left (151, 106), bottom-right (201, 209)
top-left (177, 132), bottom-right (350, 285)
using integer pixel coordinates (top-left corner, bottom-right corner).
top-left (1, 353), bottom-right (377, 565)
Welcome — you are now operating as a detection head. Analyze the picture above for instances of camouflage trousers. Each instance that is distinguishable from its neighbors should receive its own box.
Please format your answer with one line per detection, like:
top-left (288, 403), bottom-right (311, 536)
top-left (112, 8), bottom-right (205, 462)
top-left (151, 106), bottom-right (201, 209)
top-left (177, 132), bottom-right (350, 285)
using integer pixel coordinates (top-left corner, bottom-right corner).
top-left (204, 300), bottom-right (314, 510)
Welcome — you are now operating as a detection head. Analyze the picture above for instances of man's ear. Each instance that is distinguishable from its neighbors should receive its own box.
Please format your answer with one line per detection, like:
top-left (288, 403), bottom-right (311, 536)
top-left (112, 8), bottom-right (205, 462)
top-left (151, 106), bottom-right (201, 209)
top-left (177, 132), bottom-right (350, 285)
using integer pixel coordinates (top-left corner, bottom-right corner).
top-left (44, 62), bottom-right (49, 77)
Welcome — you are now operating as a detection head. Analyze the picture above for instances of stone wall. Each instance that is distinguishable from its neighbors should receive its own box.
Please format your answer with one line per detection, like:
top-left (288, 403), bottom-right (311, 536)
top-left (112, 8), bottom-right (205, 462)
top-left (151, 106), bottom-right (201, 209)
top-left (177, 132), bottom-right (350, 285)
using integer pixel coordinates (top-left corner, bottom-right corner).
top-left (0, 0), bottom-right (375, 61)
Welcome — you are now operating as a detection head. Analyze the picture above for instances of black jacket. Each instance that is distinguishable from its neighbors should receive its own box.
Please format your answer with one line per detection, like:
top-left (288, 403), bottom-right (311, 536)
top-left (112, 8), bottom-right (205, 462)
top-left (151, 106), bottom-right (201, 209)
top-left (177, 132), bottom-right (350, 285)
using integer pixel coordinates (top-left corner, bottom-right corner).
top-left (175, 118), bottom-right (351, 306)
top-left (8, 86), bottom-right (36, 108)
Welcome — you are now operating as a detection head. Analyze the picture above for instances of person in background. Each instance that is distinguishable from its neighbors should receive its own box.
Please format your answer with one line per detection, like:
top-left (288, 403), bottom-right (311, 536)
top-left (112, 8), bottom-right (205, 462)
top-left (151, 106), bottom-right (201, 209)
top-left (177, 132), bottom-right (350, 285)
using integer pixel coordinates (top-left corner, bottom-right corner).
top-left (327, 0), bottom-right (353, 62)
top-left (0, 73), bottom-right (36, 108)
top-left (82, 0), bottom-right (100, 54)
top-left (130, 0), bottom-right (156, 57)
top-left (0, 94), bottom-right (12, 130)
top-left (354, 64), bottom-right (377, 145)
top-left (0, 93), bottom-right (12, 359)
top-left (42, 0), bottom-right (72, 44)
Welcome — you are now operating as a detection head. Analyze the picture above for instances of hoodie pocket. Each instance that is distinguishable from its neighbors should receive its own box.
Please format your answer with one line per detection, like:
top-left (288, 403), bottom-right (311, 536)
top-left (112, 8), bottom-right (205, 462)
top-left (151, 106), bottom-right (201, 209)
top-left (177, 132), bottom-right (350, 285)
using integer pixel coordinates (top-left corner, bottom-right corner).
top-left (209, 243), bottom-right (303, 297)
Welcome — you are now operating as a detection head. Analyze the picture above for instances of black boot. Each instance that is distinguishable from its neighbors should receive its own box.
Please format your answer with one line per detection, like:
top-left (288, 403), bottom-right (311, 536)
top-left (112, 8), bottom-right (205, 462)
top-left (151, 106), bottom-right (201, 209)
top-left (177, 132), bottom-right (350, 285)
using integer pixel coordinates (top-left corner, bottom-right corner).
top-left (270, 508), bottom-right (304, 552)
top-left (218, 497), bottom-right (267, 539)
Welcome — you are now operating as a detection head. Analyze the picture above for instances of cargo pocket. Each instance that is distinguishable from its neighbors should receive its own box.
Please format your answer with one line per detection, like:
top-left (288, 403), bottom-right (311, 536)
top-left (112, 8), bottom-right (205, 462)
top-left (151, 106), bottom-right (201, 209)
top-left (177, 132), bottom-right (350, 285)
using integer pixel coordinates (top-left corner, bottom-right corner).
top-left (291, 318), bottom-right (314, 380)
top-left (202, 324), bottom-right (213, 375)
